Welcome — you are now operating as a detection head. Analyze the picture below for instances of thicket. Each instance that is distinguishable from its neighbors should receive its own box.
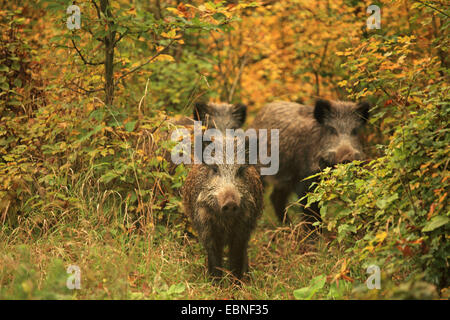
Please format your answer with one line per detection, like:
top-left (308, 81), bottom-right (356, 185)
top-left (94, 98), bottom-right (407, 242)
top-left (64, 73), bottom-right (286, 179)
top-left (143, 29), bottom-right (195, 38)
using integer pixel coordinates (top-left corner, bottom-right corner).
top-left (307, 3), bottom-right (449, 297)
top-left (0, 1), bottom-right (448, 299)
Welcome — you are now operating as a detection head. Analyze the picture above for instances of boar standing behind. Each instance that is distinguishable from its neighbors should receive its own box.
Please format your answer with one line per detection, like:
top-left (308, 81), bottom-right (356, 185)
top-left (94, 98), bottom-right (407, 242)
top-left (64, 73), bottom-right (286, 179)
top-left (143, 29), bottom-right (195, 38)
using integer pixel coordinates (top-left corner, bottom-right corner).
top-left (165, 102), bottom-right (247, 172)
top-left (172, 102), bottom-right (247, 131)
top-left (251, 99), bottom-right (370, 228)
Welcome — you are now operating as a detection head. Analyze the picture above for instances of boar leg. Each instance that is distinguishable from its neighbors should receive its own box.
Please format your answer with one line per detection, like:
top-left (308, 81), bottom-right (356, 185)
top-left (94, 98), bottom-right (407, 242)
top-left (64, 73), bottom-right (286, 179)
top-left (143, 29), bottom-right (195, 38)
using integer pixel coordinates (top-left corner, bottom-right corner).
top-left (205, 235), bottom-right (224, 278)
top-left (270, 186), bottom-right (292, 224)
top-left (229, 235), bottom-right (249, 279)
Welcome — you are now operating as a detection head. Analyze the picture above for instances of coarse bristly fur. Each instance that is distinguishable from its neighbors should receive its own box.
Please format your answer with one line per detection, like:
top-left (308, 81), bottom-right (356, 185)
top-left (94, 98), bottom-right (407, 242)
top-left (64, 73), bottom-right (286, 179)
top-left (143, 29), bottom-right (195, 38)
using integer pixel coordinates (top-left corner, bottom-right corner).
top-left (182, 162), bottom-right (263, 280)
top-left (251, 99), bottom-right (370, 227)
top-left (180, 101), bottom-right (262, 280)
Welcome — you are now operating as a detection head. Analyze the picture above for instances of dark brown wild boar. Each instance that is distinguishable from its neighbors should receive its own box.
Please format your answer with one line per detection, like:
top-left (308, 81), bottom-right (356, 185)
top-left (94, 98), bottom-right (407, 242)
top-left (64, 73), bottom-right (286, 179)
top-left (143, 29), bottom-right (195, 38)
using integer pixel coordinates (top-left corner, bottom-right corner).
top-left (182, 158), bottom-right (263, 280)
top-left (251, 99), bottom-right (370, 228)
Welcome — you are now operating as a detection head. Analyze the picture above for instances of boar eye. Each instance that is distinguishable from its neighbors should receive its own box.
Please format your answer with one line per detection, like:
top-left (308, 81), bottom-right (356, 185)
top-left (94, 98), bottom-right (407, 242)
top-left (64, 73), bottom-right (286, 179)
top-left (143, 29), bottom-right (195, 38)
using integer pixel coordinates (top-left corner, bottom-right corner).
top-left (237, 166), bottom-right (247, 177)
top-left (351, 128), bottom-right (358, 136)
top-left (210, 165), bottom-right (219, 174)
top-left (326, 126), bottom-right (338, 135)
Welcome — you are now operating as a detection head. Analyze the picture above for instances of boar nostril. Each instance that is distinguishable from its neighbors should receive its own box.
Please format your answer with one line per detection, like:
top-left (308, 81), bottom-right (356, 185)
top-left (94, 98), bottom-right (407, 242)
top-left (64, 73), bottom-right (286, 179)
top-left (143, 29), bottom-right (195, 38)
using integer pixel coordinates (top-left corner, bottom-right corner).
top-left (222, 201), bottom-right (238, 214)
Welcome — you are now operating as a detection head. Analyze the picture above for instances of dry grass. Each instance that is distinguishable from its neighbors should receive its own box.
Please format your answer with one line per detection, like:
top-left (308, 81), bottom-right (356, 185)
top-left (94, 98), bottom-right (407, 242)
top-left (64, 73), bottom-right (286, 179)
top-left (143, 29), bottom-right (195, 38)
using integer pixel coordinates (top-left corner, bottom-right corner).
top-left (0, 184), bottom-right (348, 300)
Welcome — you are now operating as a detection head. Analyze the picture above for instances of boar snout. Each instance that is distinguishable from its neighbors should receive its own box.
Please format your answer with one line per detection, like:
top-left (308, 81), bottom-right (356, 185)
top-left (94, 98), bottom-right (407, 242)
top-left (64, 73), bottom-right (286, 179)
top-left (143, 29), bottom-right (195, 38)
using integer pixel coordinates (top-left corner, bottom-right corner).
top-left (320, 148), bottom-right (364, 168)
top-left (221, 200), bottom-right (239, 214)
top-left (216, 185), bottom-right (241, 214)
top-left (335, 146), bottom-right (363, 164)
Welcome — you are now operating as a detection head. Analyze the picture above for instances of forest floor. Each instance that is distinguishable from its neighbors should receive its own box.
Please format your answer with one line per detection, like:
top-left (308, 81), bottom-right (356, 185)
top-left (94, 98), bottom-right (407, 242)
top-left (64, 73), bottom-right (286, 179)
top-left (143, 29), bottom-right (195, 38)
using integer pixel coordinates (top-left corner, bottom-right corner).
top-left (0, 187), bottom-right (350, 300)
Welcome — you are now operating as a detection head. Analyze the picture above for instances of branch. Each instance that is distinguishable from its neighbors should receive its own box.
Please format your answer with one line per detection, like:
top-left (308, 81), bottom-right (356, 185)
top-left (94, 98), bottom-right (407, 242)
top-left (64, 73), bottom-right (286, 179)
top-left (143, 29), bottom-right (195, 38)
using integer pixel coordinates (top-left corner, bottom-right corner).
top-left (415, 0), bottom-right (450, 18)
top-left (114, 27), bottom-right (129, 46)
top-left (85, 24), bottom-right (105, 43)
top-left (66, 86), bottom-right (103, 95)
top-left (66, 80), bottom-right (104, 94)
top-left (150, 115), bottom-right (168, 134)
top-left (71, 39), bottom-right (104, 66)
top-left (91, 0), bottom-right (102, 19)
top-left (114, 39), bottom-right (176, 84)
top-left (319, 39), bottom-right (330, 69)
top-left (210, 31), bottom-right (229, 100)
top-left (228, 53), bottom-right (249, 103)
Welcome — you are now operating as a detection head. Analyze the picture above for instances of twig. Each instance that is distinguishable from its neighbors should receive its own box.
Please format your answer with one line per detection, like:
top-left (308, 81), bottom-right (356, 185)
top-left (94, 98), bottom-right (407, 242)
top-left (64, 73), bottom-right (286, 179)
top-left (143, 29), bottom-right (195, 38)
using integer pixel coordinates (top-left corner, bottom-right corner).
top-left (414, 0), bottom-right (450, 18)
top-left (71, 39), bottom-right (104, 66)
top-left (114, 39), bottom-right (176, 85)
top-left (114, 27), bottom-right (129, 46)
top-left (66, 80), bottom-right (104, 94)
top-left (399, 174), bottom-right (419, 217)
top-left (150, 116), bottom-right (168, 135)
top-left (210, 31), bottom-right (230, 100)
top-left (91, 0), bottom-right (102, 19)
top-left (1, 201), bottom-right (9, 225)
top-left (85, 24), bottom-right (105, 43)
top-left (228, 53), bottom-right (249, 102)
top-left (138, 77), bottom-right (151, 117)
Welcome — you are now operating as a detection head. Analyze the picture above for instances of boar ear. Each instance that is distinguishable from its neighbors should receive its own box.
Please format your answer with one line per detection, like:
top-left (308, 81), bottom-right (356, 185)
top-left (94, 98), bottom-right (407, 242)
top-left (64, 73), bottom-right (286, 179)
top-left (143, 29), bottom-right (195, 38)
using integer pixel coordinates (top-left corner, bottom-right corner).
top-left (356, 101), bottom-right (370, 124)
top-left (193, 102), bottom-right (209, 122)
top-left (314, 99), bottom-right (332, 125)
top-left (233, 103), bottom-right (247, 127)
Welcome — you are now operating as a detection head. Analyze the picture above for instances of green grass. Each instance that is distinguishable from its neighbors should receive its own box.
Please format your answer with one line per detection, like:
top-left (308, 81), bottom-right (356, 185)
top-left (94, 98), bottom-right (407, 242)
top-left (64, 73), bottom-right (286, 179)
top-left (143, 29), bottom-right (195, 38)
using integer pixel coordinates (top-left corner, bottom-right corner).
top-left (0, 185), bottom-right (350, 300)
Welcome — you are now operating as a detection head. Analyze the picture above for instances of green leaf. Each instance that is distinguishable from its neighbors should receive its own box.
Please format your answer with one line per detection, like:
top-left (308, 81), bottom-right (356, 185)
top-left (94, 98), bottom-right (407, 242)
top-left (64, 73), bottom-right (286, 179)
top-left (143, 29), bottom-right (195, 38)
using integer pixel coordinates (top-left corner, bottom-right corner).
top-left (0, 81), bottom-right (9, 91)
top-left (422, 215), bottom-right (449, 232)
top-left (124, 120), bottom-right (137, 132)
top-left (293, 275), bottom-right (326, 300)
top-left (11, 61), bottom-right (20, 71)
top-left (3, 155), bottom-right (14, 161)
top-left (167, 283), bottom-right (185, 295)
top-left (337, 224), bottom-right (357, 242)
top-left (13, 78), bottom-right (22, 87)
top-left (129, 292), bottom-right (146, 300)
top-left (100, 171), bottom-right (119, 184)
top-left (293, 287), bottom-right (311, 300)
top-left (77, 125), bottom-right (103, 142)
top-left (376, 193), bottom-right (398, 210)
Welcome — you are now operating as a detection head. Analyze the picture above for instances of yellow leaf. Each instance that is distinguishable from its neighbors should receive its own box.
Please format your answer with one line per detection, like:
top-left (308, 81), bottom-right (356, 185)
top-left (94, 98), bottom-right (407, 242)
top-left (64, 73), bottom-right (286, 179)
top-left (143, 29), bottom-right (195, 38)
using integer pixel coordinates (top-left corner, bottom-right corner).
top-left (375, 231), bottom-right (387, 243)
top-left (167, 7), bottom-right (178, 14)
top-left (204, 3), bottom-right (215, 12)
top-left (155, 54), bottom-right (175, 62)
top-left (161, 29), bottom-right (177, 39)
top-left (167, 7), bottom-right (184, 18)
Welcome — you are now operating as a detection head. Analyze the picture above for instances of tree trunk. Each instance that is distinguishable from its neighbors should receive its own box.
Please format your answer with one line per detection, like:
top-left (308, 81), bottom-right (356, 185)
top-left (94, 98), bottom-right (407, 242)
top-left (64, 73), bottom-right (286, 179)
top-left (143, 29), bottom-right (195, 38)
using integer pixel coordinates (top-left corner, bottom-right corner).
top-left (100, 0), bottom-right (115, 105)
